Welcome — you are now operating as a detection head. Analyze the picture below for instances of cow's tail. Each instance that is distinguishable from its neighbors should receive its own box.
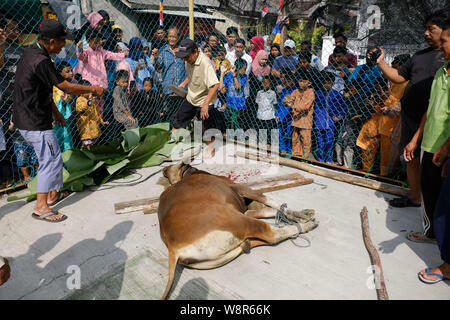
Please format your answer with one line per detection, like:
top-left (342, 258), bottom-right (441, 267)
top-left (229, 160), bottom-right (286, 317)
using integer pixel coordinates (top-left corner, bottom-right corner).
top-left (161, 250), bottom-right (179, 300)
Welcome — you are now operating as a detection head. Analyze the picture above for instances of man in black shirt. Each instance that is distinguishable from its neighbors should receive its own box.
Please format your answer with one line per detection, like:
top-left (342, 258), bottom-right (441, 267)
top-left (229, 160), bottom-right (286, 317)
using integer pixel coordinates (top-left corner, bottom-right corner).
top-left (12, 20), bottom-right (106, 222)
top-left (374, 9), bottom-right (446, 217)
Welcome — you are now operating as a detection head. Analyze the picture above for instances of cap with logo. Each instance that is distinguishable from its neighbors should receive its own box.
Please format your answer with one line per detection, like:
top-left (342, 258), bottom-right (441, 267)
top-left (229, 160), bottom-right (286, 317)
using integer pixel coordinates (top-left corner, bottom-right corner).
top-left (284, 39), bottom-right (295, 49)
top-left (175, 39), bottom-right (197, 58)
top-left (39, 19), bottom-right (74, 40)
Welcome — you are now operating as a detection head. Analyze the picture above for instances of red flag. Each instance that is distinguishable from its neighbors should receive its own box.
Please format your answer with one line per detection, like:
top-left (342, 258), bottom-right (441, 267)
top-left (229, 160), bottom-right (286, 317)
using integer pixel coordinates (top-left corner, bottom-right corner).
top-left (261, 5), bottom-right (269, 18)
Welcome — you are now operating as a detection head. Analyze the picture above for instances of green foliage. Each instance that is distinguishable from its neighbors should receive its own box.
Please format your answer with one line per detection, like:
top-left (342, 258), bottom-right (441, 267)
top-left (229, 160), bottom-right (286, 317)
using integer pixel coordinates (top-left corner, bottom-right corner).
top-left (7, 123), bottom-right (195, 202)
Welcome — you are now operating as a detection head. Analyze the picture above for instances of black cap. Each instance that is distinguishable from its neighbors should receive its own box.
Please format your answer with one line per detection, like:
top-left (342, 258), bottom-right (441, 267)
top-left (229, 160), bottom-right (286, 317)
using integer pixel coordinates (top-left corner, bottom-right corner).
top-left (39, 19), bottom-right (74, 40)
top-left (175, 39), bottom-right (197, 58)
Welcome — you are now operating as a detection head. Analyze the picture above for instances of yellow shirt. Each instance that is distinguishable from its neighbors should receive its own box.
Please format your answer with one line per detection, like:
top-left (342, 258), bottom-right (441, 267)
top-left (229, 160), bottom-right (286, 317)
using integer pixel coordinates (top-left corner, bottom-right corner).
top-left (185, 51), bottom-right (219, 106)
top-left (75, 96), bottom-right (103, 141)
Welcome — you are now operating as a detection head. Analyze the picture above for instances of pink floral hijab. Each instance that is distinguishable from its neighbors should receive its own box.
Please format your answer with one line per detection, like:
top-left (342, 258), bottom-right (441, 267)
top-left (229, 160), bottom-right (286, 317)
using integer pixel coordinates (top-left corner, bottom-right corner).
top-left (251, 50), bottom-right (271, 77)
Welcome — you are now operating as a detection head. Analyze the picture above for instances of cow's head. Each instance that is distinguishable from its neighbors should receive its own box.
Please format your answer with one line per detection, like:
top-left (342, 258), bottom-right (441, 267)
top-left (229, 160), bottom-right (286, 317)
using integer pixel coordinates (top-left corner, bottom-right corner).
top-left (162, 160), bottom-right (193, 185)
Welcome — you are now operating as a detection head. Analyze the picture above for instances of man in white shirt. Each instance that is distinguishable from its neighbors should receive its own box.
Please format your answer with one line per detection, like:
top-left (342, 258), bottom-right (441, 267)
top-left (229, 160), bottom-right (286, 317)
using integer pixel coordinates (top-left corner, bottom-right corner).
top-left (224, 26), bottom-right (238, 56)
top-left (225, 38), bottom-right (252, 75)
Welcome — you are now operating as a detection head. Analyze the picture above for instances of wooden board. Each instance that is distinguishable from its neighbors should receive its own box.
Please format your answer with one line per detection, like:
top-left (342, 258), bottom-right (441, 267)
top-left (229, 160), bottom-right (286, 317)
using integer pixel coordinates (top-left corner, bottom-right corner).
top-left (235, 151), bottom-right (409, 197)
top-left (114, 172), bottom-right (313, 215)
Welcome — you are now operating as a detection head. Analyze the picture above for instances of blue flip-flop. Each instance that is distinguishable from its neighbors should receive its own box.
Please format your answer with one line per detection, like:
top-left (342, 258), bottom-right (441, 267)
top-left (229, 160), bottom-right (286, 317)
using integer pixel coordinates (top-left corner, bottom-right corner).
top-left (418, 268), bottom-right (448, 284)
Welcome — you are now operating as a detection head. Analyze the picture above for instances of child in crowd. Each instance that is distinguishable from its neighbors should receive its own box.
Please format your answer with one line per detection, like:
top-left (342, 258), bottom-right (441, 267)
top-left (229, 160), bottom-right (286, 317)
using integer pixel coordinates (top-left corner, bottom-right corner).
top-left (76, 28), bottom-right (127, 114)
top-left (8, 109), bottom-right (38, 182)
top-left (131, 77), bottom-right (159, 127)
top-left (0, 119), bottom-right (5, 187)
top-left (313, 72), bottom-right (346, 163)
top-left (113, 70), bottom-right (138, 130)
top-left (276, 68), bottom-right (297, 155)
top-left (356, 79), bottom-right (390, 174)
top-left (220, 58), bottom-right (248, 130)
top-left (296, 52), bottom-right (322, 92)
top-left (286, 71), bottom-right (315, 158)
top-left (53, 61), bottom-right (75, 152)
top-left (325, 46), bottom-right (352, 93)
top-left (75, 80), bottom-right (109, 147)
top-left (335, 82), bottom-right (370, 169)
top-left (255, 76), bottom-right (278, 146)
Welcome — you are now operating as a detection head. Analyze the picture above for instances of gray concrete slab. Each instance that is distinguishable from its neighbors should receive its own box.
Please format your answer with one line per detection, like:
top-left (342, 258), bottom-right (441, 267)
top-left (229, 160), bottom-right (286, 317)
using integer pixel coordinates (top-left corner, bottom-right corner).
top-left (0, 143), bottom-right (449, 300)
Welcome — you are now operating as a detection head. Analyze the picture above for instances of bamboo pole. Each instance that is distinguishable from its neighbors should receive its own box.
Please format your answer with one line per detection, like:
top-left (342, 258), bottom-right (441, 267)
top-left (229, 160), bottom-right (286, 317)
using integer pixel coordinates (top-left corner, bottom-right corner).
top-left (226, 138), bottom-right (405, 186)
top-left (360, 206), bottom-right (389, 300)
top-left (189, 0), bottom-right (194, 40)
top-left (235, 151), bottom-right (409, 197)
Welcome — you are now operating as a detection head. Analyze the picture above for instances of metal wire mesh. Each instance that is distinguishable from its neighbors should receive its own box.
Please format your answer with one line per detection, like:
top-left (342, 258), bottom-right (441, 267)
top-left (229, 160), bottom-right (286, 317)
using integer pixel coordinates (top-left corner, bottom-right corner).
top-left (0, 0), bottom-right (436, 190)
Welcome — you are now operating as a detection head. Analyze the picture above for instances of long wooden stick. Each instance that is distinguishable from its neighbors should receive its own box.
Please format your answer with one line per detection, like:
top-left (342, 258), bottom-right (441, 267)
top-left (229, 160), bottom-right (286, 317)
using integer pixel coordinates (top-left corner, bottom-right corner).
top-left (235, 151), bottom-right (409, 197)
top-left (227, 138), bottom-right (405, 186)
top-left (360, 206), bottom-right (389, 300)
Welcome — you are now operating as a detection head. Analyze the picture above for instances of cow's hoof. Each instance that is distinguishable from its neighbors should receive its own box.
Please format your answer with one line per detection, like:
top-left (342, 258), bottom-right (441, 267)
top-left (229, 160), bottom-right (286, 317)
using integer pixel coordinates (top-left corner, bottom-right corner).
top-left (300, 219), bottom-right (319, 233)
top-left (285, 209), bottom-right (315, 223)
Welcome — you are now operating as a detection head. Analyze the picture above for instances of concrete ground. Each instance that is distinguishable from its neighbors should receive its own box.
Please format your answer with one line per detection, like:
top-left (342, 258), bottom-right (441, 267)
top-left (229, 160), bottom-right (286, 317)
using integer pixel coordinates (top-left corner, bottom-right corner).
top-left (0, 142), bottom-right (449, 300)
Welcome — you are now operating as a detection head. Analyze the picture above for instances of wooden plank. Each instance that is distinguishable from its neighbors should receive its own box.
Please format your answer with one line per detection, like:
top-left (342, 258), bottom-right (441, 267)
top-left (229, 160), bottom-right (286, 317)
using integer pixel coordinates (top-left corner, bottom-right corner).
top-left (235, 151), bottom-right (409, 197)
top-left (115, 172), bottom-right (313, 215)
top-left (226, 138), bottom-right (405, 187)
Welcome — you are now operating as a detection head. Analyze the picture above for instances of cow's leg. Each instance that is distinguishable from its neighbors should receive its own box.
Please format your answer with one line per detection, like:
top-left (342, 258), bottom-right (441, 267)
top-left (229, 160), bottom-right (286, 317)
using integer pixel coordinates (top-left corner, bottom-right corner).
top-left (247, 219), bottom-right (317, 246)
top-left (233, 185), bottom-right (316, 223)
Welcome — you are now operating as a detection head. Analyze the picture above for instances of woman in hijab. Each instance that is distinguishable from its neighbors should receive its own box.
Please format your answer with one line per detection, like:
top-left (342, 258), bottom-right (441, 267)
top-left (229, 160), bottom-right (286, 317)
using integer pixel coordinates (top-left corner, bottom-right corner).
top-left (125, 37), bottom-right (155, 91)
top-left (249, 36), bottom-right (265, 61)
top-left (267, 43), bottom-right (281, 67)
top-left (243, 49), bottom-right (271, 131)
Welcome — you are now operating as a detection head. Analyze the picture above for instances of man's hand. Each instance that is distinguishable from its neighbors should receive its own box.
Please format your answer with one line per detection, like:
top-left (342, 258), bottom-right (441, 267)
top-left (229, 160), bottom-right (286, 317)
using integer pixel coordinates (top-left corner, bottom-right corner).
top-left (77, 41), bottom-right (83, 52)
top-left (403, 139), bottom-right (419, 162)
top-left (367, 47), bottom-right (386, 65)
top-left (433, 141), bottom-right (450, 168)
top-left (0, 28), bottom-right (6, 45)
top-left (332, 116), bottom-right (340, 122)
top-left (200, 104), bottom-right (209, 120)
top-left (53, 110), bottom-right (66, 128)
top-left (91, 86), bottom-right (107, 97)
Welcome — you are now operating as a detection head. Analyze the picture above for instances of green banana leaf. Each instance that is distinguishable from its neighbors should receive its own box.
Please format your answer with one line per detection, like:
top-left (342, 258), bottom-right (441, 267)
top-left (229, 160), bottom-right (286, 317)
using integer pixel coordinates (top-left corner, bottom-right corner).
top-left (7, 123), bottom-right (200, 202)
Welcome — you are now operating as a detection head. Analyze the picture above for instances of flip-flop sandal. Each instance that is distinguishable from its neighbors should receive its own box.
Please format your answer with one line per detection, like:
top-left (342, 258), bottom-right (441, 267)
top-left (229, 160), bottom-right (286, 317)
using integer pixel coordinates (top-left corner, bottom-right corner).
top-left (418, 268), bottom-right (449, 284)
top-left (32, 209), bottom-right (67, 223)
top-left (406, 231), bottom-right (437, 244)
top-left (47, 191), bottom-right (71, 206)
top-left (388, 196), bottom-right (421, 207)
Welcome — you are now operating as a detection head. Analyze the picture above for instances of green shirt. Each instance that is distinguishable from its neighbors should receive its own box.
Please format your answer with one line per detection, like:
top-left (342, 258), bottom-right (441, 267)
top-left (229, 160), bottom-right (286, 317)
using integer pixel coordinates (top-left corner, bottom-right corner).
top-left (421, 61), bottom-right (450, 154)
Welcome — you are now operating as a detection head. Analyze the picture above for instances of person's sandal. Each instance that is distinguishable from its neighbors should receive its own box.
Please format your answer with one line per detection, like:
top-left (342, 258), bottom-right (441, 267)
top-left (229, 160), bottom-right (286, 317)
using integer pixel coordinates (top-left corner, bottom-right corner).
top-left (32, 209), bottom-right (68, 223)
top-left (406, 231), bottom-right (437, 244)
top-left (388, 196), bottom-right (421, 208)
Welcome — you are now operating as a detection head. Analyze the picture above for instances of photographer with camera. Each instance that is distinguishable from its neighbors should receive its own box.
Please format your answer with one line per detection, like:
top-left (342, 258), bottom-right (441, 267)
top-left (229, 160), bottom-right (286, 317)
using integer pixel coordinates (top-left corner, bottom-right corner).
top-left (371, 8), bottom-right (447, 244)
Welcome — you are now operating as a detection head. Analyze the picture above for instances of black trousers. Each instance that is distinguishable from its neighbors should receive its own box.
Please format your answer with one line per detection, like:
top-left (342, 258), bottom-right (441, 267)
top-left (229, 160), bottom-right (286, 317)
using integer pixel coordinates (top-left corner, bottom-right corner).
top-left (421, 151), bottom-right (445, 239)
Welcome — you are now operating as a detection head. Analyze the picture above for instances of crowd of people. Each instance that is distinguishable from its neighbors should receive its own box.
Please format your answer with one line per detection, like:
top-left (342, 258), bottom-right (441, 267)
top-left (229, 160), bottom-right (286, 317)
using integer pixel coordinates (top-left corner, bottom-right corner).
top-left (0, 5), bottom-right (449, 287)
top-left (0, 10), bottom-right (423, 186)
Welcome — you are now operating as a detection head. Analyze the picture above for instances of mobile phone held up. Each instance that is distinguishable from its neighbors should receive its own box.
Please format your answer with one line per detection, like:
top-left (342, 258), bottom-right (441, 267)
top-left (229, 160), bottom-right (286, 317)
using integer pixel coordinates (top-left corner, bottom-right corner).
top-left (367, 48), bottom-right (382, 63)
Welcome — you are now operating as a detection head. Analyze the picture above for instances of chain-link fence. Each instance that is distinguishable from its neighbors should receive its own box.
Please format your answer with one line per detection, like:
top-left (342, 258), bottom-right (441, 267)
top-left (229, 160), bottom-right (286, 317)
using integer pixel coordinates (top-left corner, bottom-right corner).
top-left (0, 0), bottom-right (442, 191)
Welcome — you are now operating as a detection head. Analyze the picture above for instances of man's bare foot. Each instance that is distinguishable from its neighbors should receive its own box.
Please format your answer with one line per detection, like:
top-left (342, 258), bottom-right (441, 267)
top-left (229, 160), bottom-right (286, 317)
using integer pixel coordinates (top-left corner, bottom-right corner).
top-left (419, 263), bottom-right (450, 283)
top-left (47, 190), bottom-right (70, 206)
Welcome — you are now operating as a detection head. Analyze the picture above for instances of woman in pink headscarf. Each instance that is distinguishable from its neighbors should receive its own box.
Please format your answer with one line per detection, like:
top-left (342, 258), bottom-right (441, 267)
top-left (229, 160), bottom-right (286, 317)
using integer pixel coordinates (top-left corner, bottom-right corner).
top-left (249, 36), bottom-right (265, 60)
top-left (251, 50), bottom-right (271, 79)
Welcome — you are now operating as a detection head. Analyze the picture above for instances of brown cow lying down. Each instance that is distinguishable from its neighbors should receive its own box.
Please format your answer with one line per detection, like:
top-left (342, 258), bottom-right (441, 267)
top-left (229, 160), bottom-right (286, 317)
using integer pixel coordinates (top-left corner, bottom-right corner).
top-left (158, 161), bottom-right (318, 299)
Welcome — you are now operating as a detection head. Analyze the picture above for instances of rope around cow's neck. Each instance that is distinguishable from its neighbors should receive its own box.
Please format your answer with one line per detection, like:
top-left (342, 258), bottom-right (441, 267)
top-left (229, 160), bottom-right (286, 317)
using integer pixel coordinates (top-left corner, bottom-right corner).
top-left (275, 203), bottom-right (312, 248)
